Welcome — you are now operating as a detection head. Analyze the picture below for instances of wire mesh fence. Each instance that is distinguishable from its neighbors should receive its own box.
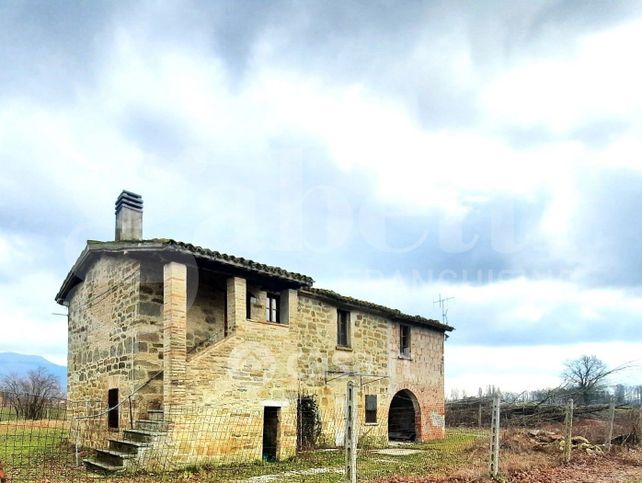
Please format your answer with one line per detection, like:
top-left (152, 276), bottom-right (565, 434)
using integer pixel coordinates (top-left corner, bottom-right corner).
top-left (1, 389), bottom-right (641, 482)
top-left (445, 393), bottom-right (642, 481)
top-left (0, 391), bottom-right (85, 482)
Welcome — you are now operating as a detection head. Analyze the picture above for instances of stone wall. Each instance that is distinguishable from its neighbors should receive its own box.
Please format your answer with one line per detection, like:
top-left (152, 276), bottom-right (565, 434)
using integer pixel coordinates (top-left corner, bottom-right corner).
top-left (295, 293), bottom-right (446, 444)
top-left (389, 322), bottom-right (446, 440)
top-left (186, 269), bottom-right (226, 352)
top-left (295, 295), bottom-right (389, 446)
top-left (67, 256), bottom-right (168, 443)
top-left (67, 255), bottom-right (140, 435)
top-left (67, 255), bottom-right (446, 459)
top-left (183, 312), bottom-right (299, 461)
top-left (175, 284), bottom-right (446, 460)
top-left (134, 258), bottom-right (165, 411)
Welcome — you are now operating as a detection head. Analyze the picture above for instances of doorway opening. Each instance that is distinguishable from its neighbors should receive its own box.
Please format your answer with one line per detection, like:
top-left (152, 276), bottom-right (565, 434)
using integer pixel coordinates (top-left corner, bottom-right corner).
top-left (388, 389), bottom-right (420, 442)
top-left (107, 388), bottom-right (119, 430)
top-left (262, 406), bottom-right (280, 461)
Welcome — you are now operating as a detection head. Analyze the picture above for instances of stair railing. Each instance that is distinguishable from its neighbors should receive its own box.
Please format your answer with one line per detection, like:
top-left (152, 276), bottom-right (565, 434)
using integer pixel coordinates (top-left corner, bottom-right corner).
top-left (72, 369), bottom-right (164, 465)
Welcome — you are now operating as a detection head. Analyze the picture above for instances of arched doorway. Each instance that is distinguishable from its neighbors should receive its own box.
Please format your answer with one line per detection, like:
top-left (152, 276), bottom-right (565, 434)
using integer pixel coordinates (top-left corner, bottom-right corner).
top-left (388, 389), bottom-right (420, 442)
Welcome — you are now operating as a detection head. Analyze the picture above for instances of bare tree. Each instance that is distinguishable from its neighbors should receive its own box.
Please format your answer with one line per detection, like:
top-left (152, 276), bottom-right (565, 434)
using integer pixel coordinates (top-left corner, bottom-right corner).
top-left (561, 355), bottom-right (629, 405)
top-left (0, 367), bottom-right (62, 419)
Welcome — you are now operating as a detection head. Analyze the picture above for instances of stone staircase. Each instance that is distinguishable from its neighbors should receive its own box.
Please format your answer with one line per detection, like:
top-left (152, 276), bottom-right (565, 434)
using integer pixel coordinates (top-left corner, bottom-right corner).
top-left (83, 409), bottom-right (167, 474)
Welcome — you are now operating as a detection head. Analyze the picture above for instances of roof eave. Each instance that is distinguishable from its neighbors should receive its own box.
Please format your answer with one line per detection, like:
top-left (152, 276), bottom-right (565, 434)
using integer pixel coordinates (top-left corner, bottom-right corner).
top-left (301, 288), bottom-right (454, 332)
top-left (55, 240), bottom-right (314, 305)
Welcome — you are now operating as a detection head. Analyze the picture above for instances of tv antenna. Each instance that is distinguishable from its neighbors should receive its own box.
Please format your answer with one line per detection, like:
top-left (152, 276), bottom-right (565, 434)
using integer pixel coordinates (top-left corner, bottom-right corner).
top-left (433, 294), bottom-right (454, 325)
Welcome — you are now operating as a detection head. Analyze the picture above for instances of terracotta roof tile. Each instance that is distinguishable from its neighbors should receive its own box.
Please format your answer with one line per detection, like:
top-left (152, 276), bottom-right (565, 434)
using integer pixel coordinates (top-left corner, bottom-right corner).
top-left (303, 287), bottom-right (453, 332)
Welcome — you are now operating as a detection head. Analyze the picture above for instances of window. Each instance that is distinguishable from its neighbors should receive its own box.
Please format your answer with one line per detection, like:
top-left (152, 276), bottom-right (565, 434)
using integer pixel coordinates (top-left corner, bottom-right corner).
top-left (337, 309), bottom-right (350, 347)
top-left (400, 325), bottom-right (411, 357)
top-left (365, 395), bottom-right (377, 423)
top-left (246, 292), bottom-right (257, 320)
top-left (266, 293), bottom-right (280, 323)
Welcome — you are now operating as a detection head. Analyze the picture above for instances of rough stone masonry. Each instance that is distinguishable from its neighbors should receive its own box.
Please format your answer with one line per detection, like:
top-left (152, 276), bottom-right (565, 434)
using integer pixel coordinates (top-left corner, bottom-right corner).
top-left (57, 191), bottom-right (454, 464)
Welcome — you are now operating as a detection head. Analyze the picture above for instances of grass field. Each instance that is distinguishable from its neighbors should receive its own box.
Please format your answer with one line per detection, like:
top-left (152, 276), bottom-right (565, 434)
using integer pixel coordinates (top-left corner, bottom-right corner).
top-left (7, 423), bottom-right (639, 483)
top-left (0, 424), bottom-right (487, 482)
top-left (0, 419), bottom-right (70, 461)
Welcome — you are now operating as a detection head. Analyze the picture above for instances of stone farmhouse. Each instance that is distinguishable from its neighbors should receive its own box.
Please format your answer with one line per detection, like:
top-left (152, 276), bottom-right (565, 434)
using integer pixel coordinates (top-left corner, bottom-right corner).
top-left (56, 191), bottom-right (453, 472)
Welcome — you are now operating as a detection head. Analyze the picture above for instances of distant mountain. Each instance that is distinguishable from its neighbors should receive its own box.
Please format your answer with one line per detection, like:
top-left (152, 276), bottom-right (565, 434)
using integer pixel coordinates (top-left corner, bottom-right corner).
top-left (0, 352), bottom-right (67, 393)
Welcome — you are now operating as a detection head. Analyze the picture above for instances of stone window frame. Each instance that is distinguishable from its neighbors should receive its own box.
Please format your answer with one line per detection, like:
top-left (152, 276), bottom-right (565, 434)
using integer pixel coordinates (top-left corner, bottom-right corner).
top-left (336, 308), bottom-right (351, 349)
top-left (365, 394), bottom-right (378, 424)
top-left (399, 324), bottom-right (411, 359)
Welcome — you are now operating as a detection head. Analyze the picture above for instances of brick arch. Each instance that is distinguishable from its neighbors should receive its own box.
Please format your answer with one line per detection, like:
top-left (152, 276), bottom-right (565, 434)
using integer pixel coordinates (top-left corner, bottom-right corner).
top-left (388, 389), bottom-right (422, 442)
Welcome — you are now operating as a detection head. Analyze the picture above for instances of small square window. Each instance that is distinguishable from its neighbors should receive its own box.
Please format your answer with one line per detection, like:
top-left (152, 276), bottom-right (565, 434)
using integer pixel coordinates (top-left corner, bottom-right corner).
top-left (400, 325), bottom-right (411, 357)
top-left (365, 395), bottom-right (377, 423)
top-left (266, 293), bottom-right (280, 323)
top-left (337, 309), bottom-right (351, 347)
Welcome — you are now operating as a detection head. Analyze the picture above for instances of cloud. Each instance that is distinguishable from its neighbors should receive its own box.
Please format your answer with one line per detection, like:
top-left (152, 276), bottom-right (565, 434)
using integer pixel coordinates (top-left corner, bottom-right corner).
top-left (323, 275), bottom-right (642, 346)
top-left (1, 0), bottom-right (642, 393)
top-left (446, 342), bottom-right (642, 395)
top-left (482, 19), bottom-right (642, 133)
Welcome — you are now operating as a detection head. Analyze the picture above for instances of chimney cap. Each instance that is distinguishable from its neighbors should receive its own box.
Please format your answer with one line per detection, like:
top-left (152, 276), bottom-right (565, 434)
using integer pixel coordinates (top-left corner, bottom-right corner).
top-left (115, 190), bottom-right (143, 213)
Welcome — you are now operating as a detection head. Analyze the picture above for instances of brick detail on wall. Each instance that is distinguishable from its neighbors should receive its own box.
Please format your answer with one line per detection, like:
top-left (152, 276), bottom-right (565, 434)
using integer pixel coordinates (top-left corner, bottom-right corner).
top-left (163, 262), bottom-right (187, 412)
top-left (225, 276), bottom-right (246, 334)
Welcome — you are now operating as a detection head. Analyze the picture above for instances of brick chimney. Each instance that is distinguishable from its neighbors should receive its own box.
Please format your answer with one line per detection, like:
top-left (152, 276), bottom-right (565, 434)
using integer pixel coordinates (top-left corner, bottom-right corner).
top-left (115, 190), bottom-right (143, 241)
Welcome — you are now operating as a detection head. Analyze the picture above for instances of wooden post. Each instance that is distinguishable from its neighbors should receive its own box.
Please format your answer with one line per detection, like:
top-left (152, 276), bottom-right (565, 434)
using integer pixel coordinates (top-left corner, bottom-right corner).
top-left (638, 406), bottom-right (642, 448)
top-left (478, 388), bottom-right (483, 428)
top-left (564, 398), bottom-right (574, 463)
top-left (606, 397), bottom-right (615, 451)
top-left (128, 395), bottom-right (134, 430)
top-left (489, 394), bottom-right (500, 477)
top-left (345, 380), bottom-right (357, 483)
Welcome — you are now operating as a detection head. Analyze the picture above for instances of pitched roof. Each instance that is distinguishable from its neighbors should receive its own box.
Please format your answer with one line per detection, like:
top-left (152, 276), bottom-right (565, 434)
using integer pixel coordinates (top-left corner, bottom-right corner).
top-left (56, 239), bottom-right (454, 332)
top-left (55, 239), bottom-right (314, 303)
top-left (303, 287), bottom-right (454, 332)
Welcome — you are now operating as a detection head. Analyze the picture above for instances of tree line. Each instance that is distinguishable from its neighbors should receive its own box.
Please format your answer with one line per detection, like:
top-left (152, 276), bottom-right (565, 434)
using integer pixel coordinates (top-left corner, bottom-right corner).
top-left (0, 367), bottom-right (63, 420)
top-left (448, 355), bottom-right (641, 406)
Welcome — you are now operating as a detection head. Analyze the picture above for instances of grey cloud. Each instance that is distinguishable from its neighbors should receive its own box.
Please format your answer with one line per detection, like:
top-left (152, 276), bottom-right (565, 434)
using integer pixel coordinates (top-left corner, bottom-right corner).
top-left (570, 120), bottom-right (631, 148)
top-left (0, 1), bottom-right (118, 103)
top-left (449, 294), bottom-right (642, 346)
top-left (122, 108), bottom-right (189, 159)
top-left (569, 168), bottom-right (642, 287)
top-left (527, 0), bottom-right (642, 41)
top-left (2, 0), bottom-right (642, 357)
top-left (3, 1), bottom-right (642, 129)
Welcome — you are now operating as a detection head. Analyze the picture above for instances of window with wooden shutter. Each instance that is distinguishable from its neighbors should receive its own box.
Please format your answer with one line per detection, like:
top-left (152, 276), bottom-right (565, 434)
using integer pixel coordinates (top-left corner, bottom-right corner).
top-left (365, 395), bottom-right (377, 423)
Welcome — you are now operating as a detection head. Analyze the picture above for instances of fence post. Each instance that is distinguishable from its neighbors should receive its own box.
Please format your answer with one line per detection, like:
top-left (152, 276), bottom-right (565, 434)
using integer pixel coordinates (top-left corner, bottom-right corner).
top-left (129, 395), bottom-right (134, 429)
top-left (489, 394), bottom-right (500, 477)
top-left (345, 380), bottom-right (357, 483)
top-left (564, 398), bottom-right (573, 463)
top-left (638, 406), bottom-right (642, 448)
top-left (478, 388), bottom-right (483, 428)
top-left (297, 394), bottom-right (302, 451)
top-left (606, 396), bottom-right (615, 451)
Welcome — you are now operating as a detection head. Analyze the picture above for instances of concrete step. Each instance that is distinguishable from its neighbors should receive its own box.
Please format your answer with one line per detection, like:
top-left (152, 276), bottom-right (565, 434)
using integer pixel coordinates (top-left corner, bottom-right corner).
top-left (83, 457), bottom-right (125, 474)
top-left (123, 428), bottom-right (164, 444)
top-left (109, 438), bottom-right (149, 455)
top-left (95, 448), bottom-right (135, 468)
top-left (147, 409), bottom-right (164, 421)
top-left (136, 419), bottom-right (168, 431)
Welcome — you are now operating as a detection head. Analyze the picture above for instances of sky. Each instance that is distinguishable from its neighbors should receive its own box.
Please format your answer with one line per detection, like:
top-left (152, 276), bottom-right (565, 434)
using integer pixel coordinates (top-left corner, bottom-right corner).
top-left (1, 0), bottom-right (641, 394)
